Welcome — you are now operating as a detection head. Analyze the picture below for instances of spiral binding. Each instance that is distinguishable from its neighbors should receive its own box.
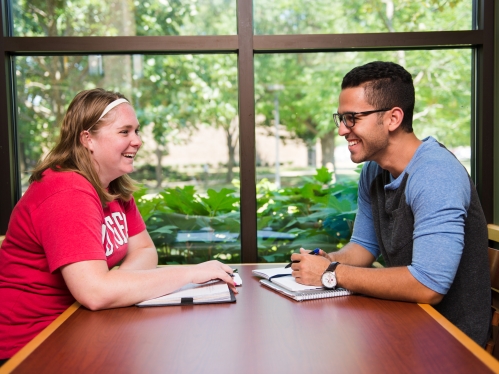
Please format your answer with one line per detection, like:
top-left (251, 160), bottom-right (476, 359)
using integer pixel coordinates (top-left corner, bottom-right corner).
top-left (295, 288), bottom-right (352, 301)
top-left (260, 279), bottom-right (353, 302)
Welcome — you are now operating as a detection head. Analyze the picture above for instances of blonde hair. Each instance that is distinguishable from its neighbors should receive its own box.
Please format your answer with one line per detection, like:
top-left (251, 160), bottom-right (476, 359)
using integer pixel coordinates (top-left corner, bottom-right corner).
top-left (30, 88), bottom-right (137, 206)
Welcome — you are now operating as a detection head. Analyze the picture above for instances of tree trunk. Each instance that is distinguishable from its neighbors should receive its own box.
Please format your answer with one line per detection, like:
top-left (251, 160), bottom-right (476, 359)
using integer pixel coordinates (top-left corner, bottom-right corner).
top-left (225, 116), bottom-right (239, 183)
top-left (226, 131), bottom-right (235, 183)
top-left (320, 130), bottom-right (336, 170)
top-left (155, 147), bottom-right (163, 188)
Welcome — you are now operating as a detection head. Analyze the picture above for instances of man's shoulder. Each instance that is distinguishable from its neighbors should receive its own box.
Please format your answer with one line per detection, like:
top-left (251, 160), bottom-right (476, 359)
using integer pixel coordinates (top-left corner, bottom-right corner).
top-left (361, 161), bottom-right (383, 174)
top-left (409, 138), bottom-right (468, 178)
top-left (404, 140), bottom-right (472, 205)
top-left (359, 162), bottom-right (384, 183)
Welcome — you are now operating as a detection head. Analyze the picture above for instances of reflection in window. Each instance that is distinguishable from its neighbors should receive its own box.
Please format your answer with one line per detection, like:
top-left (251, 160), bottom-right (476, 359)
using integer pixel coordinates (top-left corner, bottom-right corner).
top-left (12, 0), bottom-right (236, 36)
top-left (254, 0), bottom-right (473, 35)
top-left (254, 49), bottom-right (471, 261)
top-left (15, 54), bottom-right (241, 264)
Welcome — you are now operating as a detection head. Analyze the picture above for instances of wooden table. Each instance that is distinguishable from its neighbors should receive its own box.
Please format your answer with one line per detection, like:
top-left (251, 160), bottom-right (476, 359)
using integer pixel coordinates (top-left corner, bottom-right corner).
top-left (2, 265), bottom-right (499, 374)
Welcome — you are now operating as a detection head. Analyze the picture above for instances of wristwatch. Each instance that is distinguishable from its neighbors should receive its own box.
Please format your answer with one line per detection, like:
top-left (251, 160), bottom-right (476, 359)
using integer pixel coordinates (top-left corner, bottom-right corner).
top-left (321, 262), bottom-right (340, 289)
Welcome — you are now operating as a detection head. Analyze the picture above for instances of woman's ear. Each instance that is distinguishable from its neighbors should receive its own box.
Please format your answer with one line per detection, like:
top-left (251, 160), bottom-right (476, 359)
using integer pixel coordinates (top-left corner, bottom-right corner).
top-left (80, 130), bottom-right (92, 150)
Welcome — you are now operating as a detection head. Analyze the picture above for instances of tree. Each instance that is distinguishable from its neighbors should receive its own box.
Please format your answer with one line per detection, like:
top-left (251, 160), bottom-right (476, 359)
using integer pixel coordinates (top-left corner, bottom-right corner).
top-left (14, 0), bottom-right (473, 188)
top-left (254, 0), bottom-right (472, 174)
top-left (13, 0), bottom-right (114, 177)
top-left (189, 54), bottom-right (239, 183)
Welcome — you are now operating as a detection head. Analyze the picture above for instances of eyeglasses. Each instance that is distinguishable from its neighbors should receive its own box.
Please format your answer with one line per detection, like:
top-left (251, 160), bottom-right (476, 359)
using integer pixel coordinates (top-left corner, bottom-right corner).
top-left (333, 108), bottom-right (391, 129)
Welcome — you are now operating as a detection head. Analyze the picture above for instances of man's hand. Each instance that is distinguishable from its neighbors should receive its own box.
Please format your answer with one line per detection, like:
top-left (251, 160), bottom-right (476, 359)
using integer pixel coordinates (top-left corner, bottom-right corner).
top-left (317, 248), bottom-right (335, 262)
top-left (290, 248), bottom-right (331, 286)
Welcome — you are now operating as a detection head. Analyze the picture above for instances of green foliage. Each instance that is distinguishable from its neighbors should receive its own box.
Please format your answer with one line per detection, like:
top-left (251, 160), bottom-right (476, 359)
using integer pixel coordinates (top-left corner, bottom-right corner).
top-left (160, 186), bottom-right (210, 216)
top-left (255, 0), bottom-right (473, 168)
top-left (134, 167), bottom-right (359, 264)
top-left (255, 167), bottom-right (358, 262)
top-left (254, 0), bottom-right (472, 35)
top-left (200, 189), bottom-right (240, 216)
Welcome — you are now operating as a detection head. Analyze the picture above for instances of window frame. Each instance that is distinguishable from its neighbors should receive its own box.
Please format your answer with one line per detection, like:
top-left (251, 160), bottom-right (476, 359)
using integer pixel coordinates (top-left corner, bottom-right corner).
top-left (0, 0), bottom-right (495, 263)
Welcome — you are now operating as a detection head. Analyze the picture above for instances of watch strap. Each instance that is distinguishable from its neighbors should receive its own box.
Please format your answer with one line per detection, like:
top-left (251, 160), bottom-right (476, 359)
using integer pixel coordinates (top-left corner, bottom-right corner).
top-left (325, 261), bottom-right (339, 273)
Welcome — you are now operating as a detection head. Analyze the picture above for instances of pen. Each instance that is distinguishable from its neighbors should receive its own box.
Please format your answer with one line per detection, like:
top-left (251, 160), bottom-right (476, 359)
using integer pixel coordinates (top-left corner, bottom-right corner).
top-left (284, 248), bottom-right (320, 268)
top-left (227, 268), bottom-right (238, 277)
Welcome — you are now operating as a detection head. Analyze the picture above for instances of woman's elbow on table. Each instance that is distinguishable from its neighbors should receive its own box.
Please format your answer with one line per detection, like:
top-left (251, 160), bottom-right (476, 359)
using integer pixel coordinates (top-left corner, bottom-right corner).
top-left (61, 260), bottom-right (124, 311)
top-left (78, 295), bottom-right (115, 311)
top-left (68, 280), bottom-right (120, 311)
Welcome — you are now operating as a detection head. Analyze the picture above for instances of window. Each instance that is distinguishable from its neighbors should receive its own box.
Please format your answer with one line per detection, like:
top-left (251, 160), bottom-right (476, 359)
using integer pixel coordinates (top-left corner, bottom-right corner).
top-left (254, 49), bottom-right (472, 261)
top-left (0, 0), bottom-right (494, 263)
top-left (15, 53), bottom-right (241, 264)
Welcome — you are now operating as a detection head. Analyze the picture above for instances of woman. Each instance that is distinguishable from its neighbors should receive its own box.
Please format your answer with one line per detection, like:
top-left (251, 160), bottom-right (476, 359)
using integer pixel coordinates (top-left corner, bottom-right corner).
top-left (0, 88), bottom-right (236, 361)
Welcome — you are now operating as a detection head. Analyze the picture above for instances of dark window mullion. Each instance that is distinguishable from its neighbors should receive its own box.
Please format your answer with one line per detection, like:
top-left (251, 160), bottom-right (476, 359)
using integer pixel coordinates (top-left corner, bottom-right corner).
top-left (0, 1), bottom-right (17, 234)
top-left (475, 0), bottom-right (495, 222)
top-left (253, 31), bottom-right (483, 52)
top-left (237, 0), bottom-right (257, 263)
top-left (4, 35), bottom-right (238, 54)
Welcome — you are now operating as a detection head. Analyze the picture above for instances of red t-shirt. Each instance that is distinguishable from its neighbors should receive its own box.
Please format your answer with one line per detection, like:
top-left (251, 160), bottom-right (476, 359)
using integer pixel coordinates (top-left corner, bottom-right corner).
top-left (0, 169), bottom-right (146, 359)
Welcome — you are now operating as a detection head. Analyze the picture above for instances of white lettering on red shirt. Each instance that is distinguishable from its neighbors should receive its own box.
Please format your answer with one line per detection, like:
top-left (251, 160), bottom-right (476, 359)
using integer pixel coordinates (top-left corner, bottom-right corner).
top-left (102, 212), bottom-right (128, 256)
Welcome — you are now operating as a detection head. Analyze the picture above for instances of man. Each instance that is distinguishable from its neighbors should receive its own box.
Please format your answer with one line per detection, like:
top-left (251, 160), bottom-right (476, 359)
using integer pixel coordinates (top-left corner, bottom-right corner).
top-left (291, 61), bottom-right (490, 347)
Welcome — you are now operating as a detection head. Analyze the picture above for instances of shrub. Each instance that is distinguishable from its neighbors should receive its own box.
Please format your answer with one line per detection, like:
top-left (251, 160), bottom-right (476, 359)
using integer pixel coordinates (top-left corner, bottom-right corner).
top-left (134, 166), bottom-right (360, 264)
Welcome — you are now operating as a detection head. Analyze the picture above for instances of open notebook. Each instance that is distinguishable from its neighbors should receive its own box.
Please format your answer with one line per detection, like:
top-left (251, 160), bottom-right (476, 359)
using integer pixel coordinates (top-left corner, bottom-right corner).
top-left (253, 267), bottom-right (352, 301)
top-left (136, 280), bottom-right (236, 307)
top-left (252, 267), bottom-right (321, 291)
top-left (252, 267), bottom-right (292, 280)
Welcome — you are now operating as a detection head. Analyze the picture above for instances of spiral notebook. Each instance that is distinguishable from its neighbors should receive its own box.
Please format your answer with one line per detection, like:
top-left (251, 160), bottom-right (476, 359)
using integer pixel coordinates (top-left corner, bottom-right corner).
top-left (260, 279), bottom-right (352, 301)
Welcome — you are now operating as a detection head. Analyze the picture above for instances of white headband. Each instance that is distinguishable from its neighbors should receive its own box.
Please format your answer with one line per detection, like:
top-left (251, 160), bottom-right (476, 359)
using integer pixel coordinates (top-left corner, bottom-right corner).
top-left (97, 98), bottom-right (129, 121)
top-left (86, 98), bottom-right (129, 132)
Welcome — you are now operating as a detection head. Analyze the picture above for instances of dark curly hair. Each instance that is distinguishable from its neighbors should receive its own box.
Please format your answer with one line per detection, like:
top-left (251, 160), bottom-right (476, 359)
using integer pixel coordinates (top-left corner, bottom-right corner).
top-left (342, 61), bottom-right (415, 132)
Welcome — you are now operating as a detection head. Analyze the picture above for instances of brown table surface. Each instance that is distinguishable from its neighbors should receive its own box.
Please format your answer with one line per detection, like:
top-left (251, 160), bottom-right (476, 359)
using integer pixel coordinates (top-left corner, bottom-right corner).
top-left (3, 264), bottom-right (499, 374)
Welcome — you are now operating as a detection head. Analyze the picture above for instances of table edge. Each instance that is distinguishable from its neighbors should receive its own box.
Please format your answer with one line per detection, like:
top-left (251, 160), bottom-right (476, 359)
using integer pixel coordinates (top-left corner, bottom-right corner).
top-left (0, 301), bottom-right (81, 374)
top-left (418, 303), bottom-right (499, 372)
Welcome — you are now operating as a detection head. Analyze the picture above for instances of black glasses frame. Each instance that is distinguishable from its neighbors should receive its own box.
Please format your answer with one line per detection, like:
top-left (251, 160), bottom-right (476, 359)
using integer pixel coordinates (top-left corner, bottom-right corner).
top-left (333, 108), bottom-right (392, 128)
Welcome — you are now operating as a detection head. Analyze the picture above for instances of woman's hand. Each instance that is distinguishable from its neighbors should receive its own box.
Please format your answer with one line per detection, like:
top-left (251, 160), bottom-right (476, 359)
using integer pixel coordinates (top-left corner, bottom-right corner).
top-left (190, 260), bottom-right (238, 293)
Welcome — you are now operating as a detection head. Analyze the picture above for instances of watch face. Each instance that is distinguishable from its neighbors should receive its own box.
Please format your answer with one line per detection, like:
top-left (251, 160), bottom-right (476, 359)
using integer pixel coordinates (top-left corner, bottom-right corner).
top-left (321, 271), bottom-right (337, 289)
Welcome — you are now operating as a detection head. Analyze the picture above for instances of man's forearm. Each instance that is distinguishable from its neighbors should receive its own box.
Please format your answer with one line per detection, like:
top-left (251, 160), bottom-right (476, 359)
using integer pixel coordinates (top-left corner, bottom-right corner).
top-left (336, 265), bottom-right (443, 305)
top-left (326, 242), bottom-right (376, 267)
top-left (293, 244), bottom-right (443, 305)
top-left (292, 243), bottom-right (375, 286)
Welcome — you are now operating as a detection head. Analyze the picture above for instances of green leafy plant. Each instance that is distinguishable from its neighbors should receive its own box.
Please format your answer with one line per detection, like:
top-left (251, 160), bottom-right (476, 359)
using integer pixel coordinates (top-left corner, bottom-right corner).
top-left (255, 167), bottom-right (360, 262)
top-left (134, 167), bottom-right (359, 264)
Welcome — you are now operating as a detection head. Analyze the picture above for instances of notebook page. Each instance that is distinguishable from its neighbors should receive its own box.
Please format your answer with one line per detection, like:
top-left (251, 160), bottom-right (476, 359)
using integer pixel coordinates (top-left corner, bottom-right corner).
top-left (252, 267), bottom-right (292, 280)
top-left (137, 281), bottom-right (230, 306)
top-left (271, 276), bottom-right (322, 292)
